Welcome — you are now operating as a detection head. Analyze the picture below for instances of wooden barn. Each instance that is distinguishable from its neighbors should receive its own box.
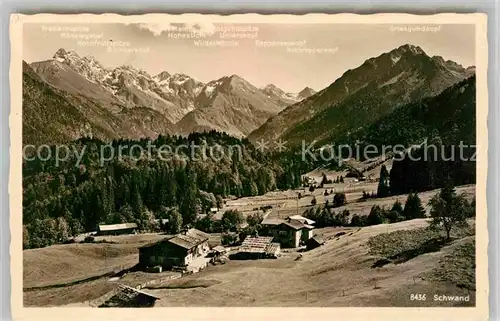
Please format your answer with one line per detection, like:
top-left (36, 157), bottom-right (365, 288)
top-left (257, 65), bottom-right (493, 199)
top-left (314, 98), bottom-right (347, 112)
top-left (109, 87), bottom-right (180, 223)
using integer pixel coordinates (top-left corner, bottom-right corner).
top-left (231, 236), bottom-right (280, 260)
top-left (97, 223), bottom-right (138, 236)
top-left (139, 228), bottom-right (210, 269)
top-left (99, 284), bottom-right (160, 308)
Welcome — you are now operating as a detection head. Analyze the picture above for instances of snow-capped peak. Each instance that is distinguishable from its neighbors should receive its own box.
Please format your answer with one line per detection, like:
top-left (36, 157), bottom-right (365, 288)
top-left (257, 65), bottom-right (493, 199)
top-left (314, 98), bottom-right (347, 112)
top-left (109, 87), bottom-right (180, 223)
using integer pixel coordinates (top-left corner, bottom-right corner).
top-left (154, 71), bottom-right (171, 82)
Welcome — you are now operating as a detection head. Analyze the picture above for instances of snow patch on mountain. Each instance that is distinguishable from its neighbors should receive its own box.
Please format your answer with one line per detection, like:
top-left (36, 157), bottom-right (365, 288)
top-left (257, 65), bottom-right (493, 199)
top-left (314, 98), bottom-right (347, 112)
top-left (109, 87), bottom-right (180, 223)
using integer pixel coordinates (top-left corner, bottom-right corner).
top-left (391, 54), bottom-right (401, 65)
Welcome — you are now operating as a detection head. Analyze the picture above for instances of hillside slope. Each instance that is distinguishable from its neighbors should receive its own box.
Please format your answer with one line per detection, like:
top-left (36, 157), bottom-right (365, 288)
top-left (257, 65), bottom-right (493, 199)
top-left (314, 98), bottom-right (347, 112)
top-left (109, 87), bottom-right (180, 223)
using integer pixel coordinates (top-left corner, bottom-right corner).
top-left (248, 44), bottom-right (474, 146)
top-left (149, 219), bottom-right (474, 307)
top-left (354, 76), bottom-right (476, 147)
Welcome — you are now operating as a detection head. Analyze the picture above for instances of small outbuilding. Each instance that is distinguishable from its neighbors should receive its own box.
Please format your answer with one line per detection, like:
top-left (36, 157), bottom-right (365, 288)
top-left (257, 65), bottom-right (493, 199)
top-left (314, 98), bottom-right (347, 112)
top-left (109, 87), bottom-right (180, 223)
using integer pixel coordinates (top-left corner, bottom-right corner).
top-left (99, 284), bottom-right (160, 308)
top-left (306, 235), bottom-right (325, 251)
top-left (231, 236), bottom-right (280, 260)
top-left (97, 223), bottom-right (138, 236)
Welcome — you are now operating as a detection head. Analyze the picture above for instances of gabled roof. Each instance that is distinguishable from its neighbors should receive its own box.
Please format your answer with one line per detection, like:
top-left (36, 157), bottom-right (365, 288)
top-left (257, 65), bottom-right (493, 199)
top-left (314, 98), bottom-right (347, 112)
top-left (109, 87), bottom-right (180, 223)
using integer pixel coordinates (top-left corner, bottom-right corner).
top-left (288, 215), bottom-right (316, 225)
top-left (280, 219), bottom-right (306, 230)
top-left (139, 228), bottom-right (209, 250)
top-left (308, 235), bottom-right (325, 245)
top-left (167, 228), bottom-right (210, 250)
top-left (261, 218), bottom-right (285, 225)
top-left (139, 238), bottom-right (170, 249)
top-left (239, 236), bottom-right (274, 253)
top-left (213, 245), bottom-right (227, 253)
top-left (98, 223), bottom-right (138, 231)
top-left (186, 228), bottom-right (210, 242)
top-left (118, 284), bottom-right (161, 300)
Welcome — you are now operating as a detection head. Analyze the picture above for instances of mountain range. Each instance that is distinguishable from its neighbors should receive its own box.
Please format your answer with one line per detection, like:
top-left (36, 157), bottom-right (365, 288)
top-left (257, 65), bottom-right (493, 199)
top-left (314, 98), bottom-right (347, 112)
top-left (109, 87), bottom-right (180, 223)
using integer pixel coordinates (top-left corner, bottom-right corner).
top-left (248, 44), bottom-right (475, 146)
top-left (22, 61), bottom-right (175, 145)
top-left (23, 49), bottom-right (315, 143)
top-left (23, 44), bottom-right (475, 147)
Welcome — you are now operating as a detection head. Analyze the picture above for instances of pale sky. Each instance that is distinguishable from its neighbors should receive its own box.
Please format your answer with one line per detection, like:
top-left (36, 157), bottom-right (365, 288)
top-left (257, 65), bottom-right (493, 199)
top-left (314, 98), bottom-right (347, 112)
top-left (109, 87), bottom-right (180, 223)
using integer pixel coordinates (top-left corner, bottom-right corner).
top-left (23, 23), bottom-right (475, 92)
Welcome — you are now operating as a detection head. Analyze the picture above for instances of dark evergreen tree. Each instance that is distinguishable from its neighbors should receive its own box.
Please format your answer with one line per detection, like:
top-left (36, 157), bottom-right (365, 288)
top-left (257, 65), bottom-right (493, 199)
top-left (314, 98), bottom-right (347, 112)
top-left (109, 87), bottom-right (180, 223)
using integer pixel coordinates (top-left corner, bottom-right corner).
top-left (390, 199), bottom-right (404, 215)
top-left (377, 165), bottom-right (390, 197)
top-left (179, 163), bottom-right (199, 224)
top-left (366, 205), bottom-right (386, 225)
top-left (165, 207), bottom-right (183, 234)
top-left (403, 193), bottom-right (426, 219)
top-left (333, 192), bottom-right (347, 208)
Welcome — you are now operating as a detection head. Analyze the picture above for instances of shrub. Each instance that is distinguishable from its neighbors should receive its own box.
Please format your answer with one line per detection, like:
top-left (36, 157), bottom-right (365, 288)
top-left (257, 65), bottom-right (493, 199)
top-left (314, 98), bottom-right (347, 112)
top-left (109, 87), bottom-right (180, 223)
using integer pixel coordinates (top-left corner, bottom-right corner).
top-left (194, 213), bottom-right (216, 233)
top-left (246, 212), bottom-right (264, 228)
top-left (422, 240), bottom-right (475, 290)
top-left (164, 207), bottom-right (183, 234)
top-left (221, 210), bottom-right (244, 231)
top-left (384, 210), bottom-right (405, 223)
top-left (336, 209), bottom-right (350, 226)
top-left (350, 214), bottom-right (367, 226)
top-left (390, 200), bottom-right (404, 215)
top-left (239, 226), bottom-right (259, 243)
top-left (221, 232), bottom-right (239, 246)
top-left (83, 236), bottom-right (95, 243)
top-left (333, 192), bottom-right (347, 207)
top-left (362, 191), bottom-right (377, 200)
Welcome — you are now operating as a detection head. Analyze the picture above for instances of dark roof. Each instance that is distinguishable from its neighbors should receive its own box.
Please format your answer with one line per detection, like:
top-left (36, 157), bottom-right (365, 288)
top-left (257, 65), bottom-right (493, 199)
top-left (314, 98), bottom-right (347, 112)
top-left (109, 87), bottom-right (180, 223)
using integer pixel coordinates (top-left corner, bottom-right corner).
top-left (167, 228), bottom-right (209, 250)
top-left (139, 237), bottom-right (171, 249)
top-left (280, 219), bottom-right (306, 230)
top-left (139, 228), bottom-right (209, 250)
top-left (308, 235), bottom-right (325, 245)
top-left (261, 218), bottom-right (285, 225)
top-left (239, 236), bottom-right (274, 253)
top-left (186, 228), bottom-right (210, 241)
